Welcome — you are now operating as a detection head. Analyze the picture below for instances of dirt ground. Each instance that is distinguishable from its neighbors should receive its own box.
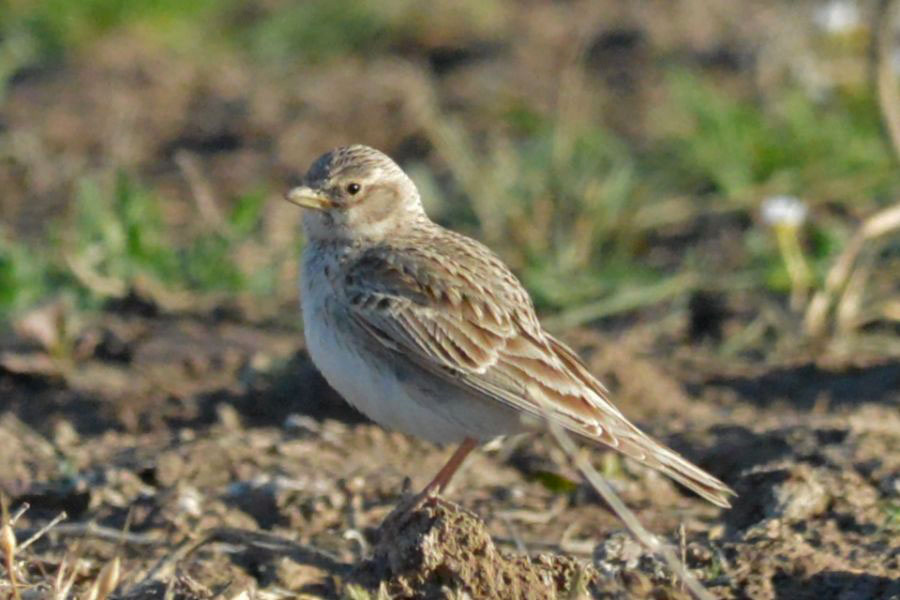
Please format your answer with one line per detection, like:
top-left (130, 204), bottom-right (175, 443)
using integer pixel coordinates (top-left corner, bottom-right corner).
top-left (0, 307), bottom-right (897, 599)
top-left (1, 2), bottom-right (899, 598)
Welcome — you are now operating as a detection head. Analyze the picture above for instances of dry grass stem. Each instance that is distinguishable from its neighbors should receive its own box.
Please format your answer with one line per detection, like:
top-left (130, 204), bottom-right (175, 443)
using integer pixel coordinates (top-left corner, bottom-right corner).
top-left (535, 410), bottom-right (715, 600)
top-left (804, 202), bottom-right (900, 337)
top-left (12, 522), bottom-right (158, 547)
top-left (18, 511), bottom-right (67, 552)
top-left (8, 504), bottom-right (29, 527)
top-left (64, 253), bottom-right (128, 299)
top-left (875, 0), bottom-right (900, 163)
top-left (1, 496), bottom-right (22, 600)
top-left (175, 150), bottom-right (227, 234)
top-left (86, 555), bottom-right (120, 600)
top-left (52, 554), bottom-right (79, 600)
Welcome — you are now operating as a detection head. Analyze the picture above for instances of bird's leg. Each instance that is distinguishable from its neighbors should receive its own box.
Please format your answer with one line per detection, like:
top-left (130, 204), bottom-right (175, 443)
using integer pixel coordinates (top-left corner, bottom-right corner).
top-left (384, 437), bottom-right (478, 529)
top-left (418, 437), bottom-right (478, 498)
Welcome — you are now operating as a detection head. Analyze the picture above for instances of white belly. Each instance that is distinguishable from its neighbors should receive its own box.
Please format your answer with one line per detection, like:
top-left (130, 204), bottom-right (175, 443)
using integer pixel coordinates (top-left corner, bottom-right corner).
top-left (300, 249), bottom-right (522, 445)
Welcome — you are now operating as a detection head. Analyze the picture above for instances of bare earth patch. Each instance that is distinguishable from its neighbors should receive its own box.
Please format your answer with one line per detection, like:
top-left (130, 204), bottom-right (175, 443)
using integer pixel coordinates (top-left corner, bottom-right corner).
top-left (1, 312), bottom-right (897, 599)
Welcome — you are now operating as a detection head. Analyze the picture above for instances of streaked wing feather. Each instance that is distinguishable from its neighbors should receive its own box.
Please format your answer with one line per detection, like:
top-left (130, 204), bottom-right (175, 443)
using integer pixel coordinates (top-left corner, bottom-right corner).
top-left (341, 237), bottom-right (735, 507)
top-left (341, 244), bottom-right (590, 426)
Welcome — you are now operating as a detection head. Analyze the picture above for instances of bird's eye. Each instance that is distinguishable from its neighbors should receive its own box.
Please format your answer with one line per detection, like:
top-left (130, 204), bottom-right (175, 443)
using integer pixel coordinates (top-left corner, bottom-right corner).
top-left (346, 183), bottom-right (361, 195)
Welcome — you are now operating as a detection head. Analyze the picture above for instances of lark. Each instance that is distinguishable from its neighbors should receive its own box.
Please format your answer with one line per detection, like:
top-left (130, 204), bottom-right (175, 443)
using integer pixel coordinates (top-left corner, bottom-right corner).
top-left (288, 145), bottom-right (735, 508)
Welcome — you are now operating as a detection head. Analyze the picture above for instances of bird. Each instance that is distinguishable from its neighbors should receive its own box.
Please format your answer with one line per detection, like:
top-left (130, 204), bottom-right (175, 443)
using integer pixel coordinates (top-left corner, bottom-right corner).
top-left (286, 144), bottom-right (735, 508)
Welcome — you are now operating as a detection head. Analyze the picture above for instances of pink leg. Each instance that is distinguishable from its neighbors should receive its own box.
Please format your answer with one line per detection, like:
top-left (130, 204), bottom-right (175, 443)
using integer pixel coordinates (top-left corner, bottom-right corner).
top-left (383, 437), bottom-right (479, 529)
top-left (419, 437), bottom-right (478, 497)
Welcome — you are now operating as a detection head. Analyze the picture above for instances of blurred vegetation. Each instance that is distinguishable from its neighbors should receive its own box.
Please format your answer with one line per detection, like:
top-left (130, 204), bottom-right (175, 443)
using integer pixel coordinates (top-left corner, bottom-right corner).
top-left (0, 0), bottom-right (898, 358)
top-left (68, 173), bottom-right (273, 292)
top-left (0, 0), bottom-right (499, 72)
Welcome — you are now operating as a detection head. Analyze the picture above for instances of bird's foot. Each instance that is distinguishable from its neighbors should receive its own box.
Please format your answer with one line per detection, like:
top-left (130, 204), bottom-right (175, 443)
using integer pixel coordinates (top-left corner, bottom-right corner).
top-left (381, 484), bottom-right (447, 533)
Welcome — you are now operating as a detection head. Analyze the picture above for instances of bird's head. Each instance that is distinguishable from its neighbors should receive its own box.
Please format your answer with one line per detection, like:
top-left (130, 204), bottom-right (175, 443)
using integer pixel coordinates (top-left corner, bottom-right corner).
top-left (287, 145), bottom-right (425, 243)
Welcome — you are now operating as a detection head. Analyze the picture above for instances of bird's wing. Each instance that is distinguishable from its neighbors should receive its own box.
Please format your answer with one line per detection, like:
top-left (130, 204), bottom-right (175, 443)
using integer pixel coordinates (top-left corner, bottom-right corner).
top-left (341, 234), bottom-right (735, 507)
top-left (340, 237), bottom-right (610, 427)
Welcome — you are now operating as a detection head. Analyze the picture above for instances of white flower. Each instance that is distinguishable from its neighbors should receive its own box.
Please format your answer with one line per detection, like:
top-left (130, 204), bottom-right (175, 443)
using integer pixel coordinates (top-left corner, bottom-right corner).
top-left (814, 0), bottom-right (861, 34)
top-left (762, 195), bottom-right (808, 227)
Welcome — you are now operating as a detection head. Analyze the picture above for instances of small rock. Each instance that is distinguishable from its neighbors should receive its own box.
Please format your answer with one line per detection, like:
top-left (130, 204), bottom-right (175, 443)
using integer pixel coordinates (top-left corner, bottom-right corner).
top-left (593, 531), bottom-right (668, 583)
top-left (156, 451), bottom-right (185, 487)
top-left (771, 466), bottom-right (829, 521)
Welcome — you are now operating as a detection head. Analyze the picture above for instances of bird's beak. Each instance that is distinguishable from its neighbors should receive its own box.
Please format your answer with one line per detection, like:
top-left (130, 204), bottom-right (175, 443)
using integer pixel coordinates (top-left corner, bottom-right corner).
top-left (285, 185), bottom-right (332, 211)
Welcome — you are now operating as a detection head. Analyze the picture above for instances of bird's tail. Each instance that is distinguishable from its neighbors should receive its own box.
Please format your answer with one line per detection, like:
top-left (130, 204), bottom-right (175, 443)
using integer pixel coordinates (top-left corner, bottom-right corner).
top-left (546, 335), bottom-right (736, 508)
top-left (601, 426), bottom-right (735, 508)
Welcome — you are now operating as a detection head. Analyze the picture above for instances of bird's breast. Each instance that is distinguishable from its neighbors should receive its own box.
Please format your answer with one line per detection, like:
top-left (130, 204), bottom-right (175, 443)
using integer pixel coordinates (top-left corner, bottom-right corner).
top-left (299, 246), bottom-right (524, 445)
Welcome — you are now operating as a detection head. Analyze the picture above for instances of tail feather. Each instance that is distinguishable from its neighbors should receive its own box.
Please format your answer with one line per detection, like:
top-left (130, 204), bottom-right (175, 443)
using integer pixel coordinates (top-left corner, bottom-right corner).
top-left (544, 335), bottom-right (735, 507)
top-left (585, 427), bottom-right (735, 508)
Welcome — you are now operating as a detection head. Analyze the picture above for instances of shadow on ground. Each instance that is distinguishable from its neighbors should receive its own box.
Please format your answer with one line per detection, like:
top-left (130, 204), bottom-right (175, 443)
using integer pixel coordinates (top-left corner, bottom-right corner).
top-left (696, 361), bottom-right (900, 409)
